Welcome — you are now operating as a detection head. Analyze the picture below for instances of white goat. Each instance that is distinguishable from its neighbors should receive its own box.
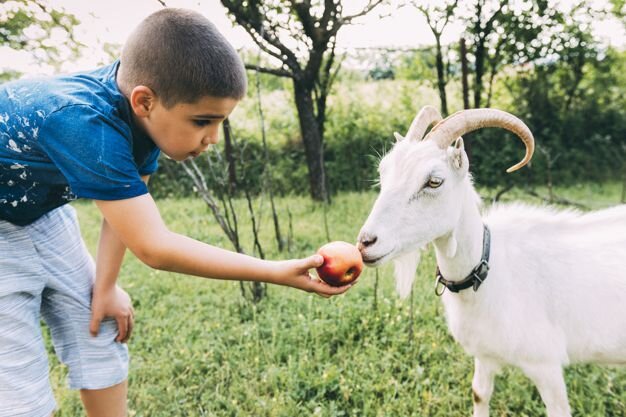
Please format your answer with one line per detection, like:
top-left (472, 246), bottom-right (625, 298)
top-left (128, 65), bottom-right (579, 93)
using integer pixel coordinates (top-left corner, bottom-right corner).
top-left (357, 106), bottom-right (626, 417)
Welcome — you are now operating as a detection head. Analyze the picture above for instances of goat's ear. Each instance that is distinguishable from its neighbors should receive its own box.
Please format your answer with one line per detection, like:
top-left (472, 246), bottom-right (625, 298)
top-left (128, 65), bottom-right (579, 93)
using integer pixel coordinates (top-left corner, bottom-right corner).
top-left (393, 132), bottom-right (405, 142)
top-left (454, 137), bottom-right (464, 149)
top-left (450, 137), bottom-right (465, 170)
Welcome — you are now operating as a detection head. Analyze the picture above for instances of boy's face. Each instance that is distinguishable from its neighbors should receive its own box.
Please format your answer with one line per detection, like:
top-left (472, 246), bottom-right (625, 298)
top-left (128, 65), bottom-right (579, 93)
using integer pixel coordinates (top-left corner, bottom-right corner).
top-left (132, 90), bottom-right (239, 161)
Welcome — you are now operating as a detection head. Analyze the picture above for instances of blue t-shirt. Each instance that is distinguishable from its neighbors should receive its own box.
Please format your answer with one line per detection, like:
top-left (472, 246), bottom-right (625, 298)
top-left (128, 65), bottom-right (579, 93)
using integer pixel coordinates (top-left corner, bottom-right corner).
top-left (0, 62), bottom-right (161, 226)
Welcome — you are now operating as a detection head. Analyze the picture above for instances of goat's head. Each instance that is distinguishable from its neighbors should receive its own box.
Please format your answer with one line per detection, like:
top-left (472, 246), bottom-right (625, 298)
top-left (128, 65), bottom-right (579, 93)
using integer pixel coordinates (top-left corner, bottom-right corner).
top-left (357, 106), bottom-right (534, 297)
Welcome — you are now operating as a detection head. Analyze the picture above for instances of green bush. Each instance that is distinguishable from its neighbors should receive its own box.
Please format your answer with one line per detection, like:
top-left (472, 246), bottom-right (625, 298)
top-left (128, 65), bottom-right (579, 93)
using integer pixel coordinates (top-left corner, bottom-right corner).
top-left (148, 52), bottom-right (626, 199)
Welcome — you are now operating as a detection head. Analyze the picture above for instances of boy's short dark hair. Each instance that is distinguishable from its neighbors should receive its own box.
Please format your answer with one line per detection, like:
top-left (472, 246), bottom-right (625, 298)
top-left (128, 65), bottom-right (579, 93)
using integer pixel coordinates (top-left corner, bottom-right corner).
top-left (118, 8), bottom-right (247, 107)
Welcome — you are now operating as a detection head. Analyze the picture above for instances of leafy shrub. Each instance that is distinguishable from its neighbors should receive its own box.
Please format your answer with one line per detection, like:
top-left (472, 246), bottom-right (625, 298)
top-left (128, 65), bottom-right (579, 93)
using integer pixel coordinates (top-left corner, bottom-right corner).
top-left (149, 53), bottom-right (626, 199)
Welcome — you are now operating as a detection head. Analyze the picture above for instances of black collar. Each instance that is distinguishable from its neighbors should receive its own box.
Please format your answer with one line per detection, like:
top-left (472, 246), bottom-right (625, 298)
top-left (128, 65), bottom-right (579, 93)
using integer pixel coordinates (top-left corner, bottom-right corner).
top-left (435, 225), bottom-right (491, 295)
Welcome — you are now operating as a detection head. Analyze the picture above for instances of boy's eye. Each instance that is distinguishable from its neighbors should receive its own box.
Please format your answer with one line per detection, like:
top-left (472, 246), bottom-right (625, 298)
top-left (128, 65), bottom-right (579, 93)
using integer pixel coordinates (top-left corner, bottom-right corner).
top-left (193, 119), bottom-right (212, 127)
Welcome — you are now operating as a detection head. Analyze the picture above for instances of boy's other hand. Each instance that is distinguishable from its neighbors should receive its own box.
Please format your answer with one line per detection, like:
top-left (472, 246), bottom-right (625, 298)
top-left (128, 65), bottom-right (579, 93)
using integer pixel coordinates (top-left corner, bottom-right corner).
top-left (89, 285), bottom-right (135, 343)
top-left (277, 254), bottom-right (353, 298)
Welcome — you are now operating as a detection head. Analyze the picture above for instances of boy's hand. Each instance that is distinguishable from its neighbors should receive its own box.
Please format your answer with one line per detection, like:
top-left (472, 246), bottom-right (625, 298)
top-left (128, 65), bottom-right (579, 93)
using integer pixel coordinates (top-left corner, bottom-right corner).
top-left (276, 254), bottom-right (353, 297)
top-left (89, 285), bottom-right (135, 343)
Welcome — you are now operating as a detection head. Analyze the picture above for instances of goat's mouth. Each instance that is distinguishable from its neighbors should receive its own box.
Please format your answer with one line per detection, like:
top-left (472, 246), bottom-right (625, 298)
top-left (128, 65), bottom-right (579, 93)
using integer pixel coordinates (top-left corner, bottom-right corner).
top-left (362, 250), bottom-right (393, 266)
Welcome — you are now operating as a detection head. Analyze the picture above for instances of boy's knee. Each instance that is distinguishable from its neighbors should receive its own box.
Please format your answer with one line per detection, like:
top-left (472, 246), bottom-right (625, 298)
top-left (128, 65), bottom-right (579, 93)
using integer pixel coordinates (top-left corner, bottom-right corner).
top-left (80, 380), bottom-right (128, 417)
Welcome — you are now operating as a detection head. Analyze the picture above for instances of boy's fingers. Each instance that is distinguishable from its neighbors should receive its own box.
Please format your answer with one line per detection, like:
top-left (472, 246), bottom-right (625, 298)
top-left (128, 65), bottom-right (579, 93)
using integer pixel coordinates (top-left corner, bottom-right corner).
top-left (89, 315), bottom-right (102, 337)
top-left (116, 317), bottom-right (128, 343)
top-left (327, 285), bottom-right (351, 295)
top-left (122, 314), bottom-right (134, 344)
top-left (312, 280), bottom-right (352, 296)
top-left (303, 254), bottom-right (324, 269)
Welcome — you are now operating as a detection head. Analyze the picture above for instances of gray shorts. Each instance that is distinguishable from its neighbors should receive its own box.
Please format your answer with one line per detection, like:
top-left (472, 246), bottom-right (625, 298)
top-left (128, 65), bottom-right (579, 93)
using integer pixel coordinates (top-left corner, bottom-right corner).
top-left (0, 205), bottom-right (128, 417)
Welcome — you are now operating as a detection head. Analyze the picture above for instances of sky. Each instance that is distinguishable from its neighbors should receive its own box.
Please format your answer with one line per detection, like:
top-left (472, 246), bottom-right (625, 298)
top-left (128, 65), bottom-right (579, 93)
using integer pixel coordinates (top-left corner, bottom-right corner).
top-left (1, 0), bottom-right (625, 75)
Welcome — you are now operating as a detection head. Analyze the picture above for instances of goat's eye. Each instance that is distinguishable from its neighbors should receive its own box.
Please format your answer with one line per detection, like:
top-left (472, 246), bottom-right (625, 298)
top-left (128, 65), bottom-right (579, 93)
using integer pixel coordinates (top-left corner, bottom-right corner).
top-left (427, 177), bottom-right (444, 188)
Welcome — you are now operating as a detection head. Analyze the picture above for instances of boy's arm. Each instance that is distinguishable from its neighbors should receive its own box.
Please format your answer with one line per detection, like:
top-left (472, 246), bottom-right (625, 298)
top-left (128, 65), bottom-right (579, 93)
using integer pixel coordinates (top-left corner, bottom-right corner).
top-left (89, 175), bottom-right (152, 341)
top-left (90, 215), bottom-right (134, 342)
top-left (94, 193), bottom-right (350, 296)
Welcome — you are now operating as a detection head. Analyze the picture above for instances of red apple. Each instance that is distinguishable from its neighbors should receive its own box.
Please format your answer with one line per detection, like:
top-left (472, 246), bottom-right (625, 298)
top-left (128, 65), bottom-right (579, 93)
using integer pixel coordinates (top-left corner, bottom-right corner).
top-left (315, 241), bottom-right (363, 287)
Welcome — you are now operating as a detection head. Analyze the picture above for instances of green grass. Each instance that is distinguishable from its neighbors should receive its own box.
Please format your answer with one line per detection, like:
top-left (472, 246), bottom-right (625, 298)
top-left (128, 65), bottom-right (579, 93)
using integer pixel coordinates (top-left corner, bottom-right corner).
top-left (47, 185), bottom-right (626, 416)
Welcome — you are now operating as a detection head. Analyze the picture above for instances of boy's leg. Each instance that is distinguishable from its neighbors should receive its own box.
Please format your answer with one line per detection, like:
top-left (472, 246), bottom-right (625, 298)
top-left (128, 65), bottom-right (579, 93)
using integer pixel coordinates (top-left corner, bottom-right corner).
top-left (35, 205), bottom-right (129, 415)
top-left (80, 380), bottom-right (127, 417)
top-left (0, 292), bottom-right (57, 417)
top-left (0, 220), bottom-right (56, 417)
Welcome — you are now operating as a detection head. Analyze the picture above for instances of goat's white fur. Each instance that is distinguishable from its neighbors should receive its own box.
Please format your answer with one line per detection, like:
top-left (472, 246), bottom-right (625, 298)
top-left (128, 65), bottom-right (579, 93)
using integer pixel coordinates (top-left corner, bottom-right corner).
top-left (358, 108), bottom-right (626, 417)
top-left (393, 250), bottom-right (421, 299)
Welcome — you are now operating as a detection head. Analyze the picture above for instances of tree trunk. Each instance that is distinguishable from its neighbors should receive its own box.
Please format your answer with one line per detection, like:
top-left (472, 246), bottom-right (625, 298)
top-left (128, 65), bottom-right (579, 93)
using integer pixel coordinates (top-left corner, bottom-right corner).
top-left (460, 37), bottom-right (472, 164)
top-left (222, 119), bottom-right (237, 194)
top-left (460, 37), bottom-right (470, 110)
top-left (474, 39), bottom-right (486, 108)
top-left (434, 35), bottom-right (449, 117)
top-left (293, 80), bottom-right (328, 202)
top-left (486, 63), bottom-right (497, 107)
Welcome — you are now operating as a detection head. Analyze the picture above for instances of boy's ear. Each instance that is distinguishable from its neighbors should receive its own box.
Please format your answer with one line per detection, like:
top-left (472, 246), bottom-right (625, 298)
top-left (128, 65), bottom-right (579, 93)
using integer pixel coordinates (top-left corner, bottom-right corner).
top-left (129, 86), bottom-right (157, 117)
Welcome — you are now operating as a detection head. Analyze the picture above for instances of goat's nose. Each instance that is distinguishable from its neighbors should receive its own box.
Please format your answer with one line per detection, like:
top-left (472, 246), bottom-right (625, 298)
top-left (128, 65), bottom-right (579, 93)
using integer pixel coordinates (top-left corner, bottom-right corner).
top-left (357, 233), bottom-right (378, 251)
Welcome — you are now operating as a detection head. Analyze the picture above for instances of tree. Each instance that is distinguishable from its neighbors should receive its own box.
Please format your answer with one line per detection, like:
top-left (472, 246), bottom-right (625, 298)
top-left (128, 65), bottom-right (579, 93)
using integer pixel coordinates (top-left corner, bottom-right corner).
top-left (412, 0), bottom-right (458, 116)
top-left (464, 0), bottom-right (508, 109)
top-left (459, 0), bottom-right (560, 108)
top-left (611, 0), bottom-right (625, 24)
top-left (453, 0), bottom-right (561, 163)
top-left (219, 0), bottom-right (384, 201)
top-left (471, 3), bottom-right (612, 191)
top-left (0, 0), bottom-right (80, 78)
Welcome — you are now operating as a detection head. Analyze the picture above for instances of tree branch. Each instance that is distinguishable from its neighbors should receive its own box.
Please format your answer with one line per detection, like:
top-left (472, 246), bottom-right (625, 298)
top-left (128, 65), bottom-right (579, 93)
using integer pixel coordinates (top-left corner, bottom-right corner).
top-left (245, 64), bottom-right (292, 77)
top-left (292, 0), bottom-right (320, 44)
top-left (342, 0), bottom-right (385, 24)
top-left (484, 0), bottom-right (509, 35)
top-left (31, 0), bottom-right (82, 46)
top-left (221, 0), bottom-right (302, 74)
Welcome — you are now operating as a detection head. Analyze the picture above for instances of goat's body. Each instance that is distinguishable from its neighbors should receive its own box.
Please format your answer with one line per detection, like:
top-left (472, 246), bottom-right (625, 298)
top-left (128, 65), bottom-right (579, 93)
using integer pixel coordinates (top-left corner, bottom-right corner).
top-left (442, 203), bottom-right (626, 368)
top-left (358, 108), bottom-right (625, 416)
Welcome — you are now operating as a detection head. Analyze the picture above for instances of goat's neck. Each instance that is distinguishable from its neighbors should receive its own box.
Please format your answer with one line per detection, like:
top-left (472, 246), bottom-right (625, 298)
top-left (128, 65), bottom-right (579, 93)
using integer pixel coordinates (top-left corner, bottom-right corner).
top-left (432, 182), bottom-right (484, 283)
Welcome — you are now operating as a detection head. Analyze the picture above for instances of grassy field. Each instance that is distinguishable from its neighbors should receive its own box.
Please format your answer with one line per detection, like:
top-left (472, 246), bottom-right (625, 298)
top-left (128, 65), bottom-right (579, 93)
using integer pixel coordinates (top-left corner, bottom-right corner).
top-left (47, 183), bottom-right (626, 417)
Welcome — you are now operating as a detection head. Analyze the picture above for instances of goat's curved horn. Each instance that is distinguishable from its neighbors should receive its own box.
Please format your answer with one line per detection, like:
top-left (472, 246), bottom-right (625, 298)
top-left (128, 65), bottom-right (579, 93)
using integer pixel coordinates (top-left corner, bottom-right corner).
top-left (425, 108), bottom-right (535, 173)
top-left (405, 105), bottom-right (443, 141)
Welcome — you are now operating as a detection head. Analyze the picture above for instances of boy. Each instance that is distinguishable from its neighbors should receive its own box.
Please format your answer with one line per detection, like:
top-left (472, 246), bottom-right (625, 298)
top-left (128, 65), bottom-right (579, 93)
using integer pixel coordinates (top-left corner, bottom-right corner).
top-left (0, 8), bottom-right (351, 417)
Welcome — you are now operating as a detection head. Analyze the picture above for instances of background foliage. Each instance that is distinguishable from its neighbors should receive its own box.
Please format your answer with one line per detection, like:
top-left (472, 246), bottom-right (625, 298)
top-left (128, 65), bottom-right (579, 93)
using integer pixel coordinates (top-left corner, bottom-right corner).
top-left (2, 1), bottom-right (625, 199)
top-left (0, 0), bottom-right (80, 77)
top-left (149, 43), bottom-right (626, 199)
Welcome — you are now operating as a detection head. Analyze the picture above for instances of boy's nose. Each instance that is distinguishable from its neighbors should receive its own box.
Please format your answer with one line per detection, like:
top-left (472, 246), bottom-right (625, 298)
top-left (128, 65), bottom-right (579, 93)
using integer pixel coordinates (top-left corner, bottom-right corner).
top-left (202, 130), bottom-right (219, 145)
top-left (201, 136), bottom-right (210, 146)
